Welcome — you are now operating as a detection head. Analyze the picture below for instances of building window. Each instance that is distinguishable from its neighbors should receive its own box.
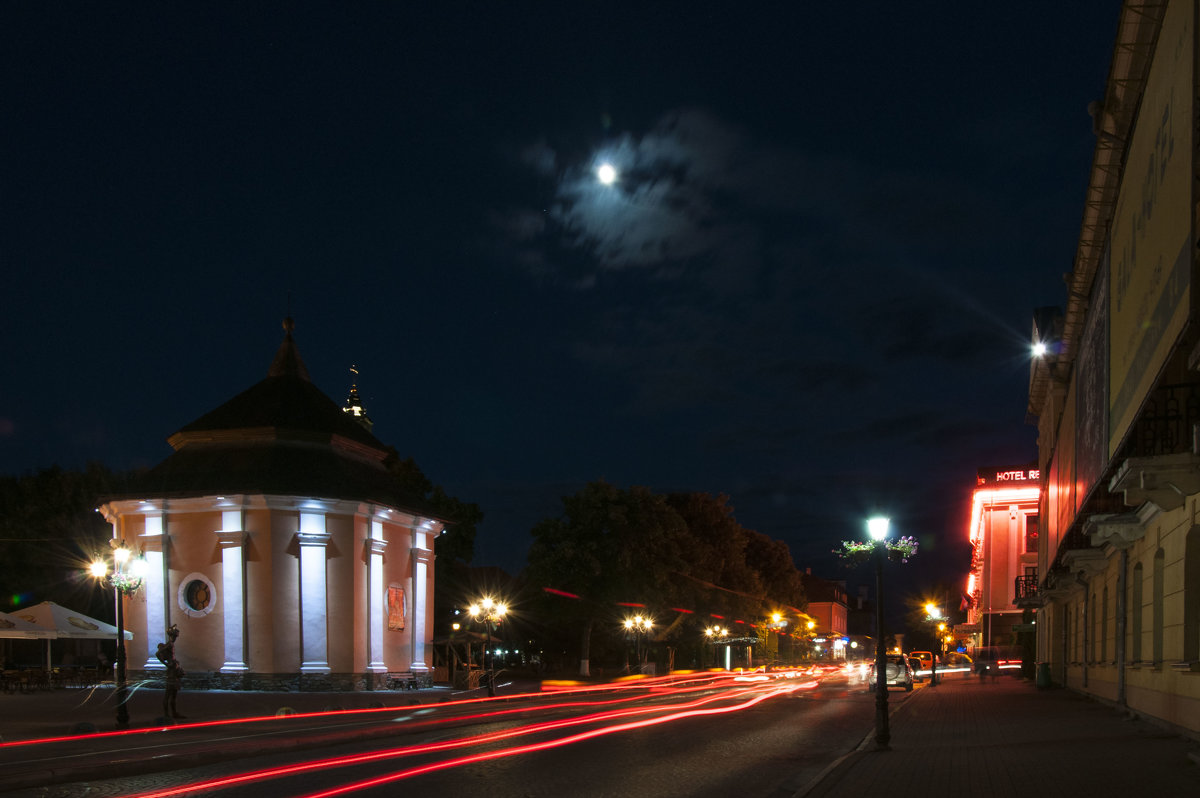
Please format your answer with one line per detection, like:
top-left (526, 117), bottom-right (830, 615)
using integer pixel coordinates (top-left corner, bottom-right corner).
top-left (1185, 526), bottom-right (1200, 661)
top-left (1024, 514), bottom-right (1039, 554)
top-left (1065, 604), bottom-right (1075, 667)
top-left (1089, 592), bottom-right (1097, 663)
top-left (178, 572), bottom-right (217, 618)
top-left (1100, 585), bottom-right (1108, 664)
top-left (1153, 549), bottom-right (1165, 665)
top-left (1080, 600), bottom-right (1089, 662)
top-left (1131, 562), bottom-right (1143, 663)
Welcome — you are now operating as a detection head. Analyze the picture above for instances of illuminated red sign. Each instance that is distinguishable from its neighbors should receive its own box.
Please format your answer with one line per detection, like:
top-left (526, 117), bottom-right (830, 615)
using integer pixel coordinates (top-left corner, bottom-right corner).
top-left (976, 467), bottom-right (1040, 486)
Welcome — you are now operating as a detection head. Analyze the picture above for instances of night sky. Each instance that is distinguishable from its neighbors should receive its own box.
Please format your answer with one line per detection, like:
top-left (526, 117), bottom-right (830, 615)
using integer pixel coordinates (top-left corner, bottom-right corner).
top-left (3, 3), bottom-right (1119, 599)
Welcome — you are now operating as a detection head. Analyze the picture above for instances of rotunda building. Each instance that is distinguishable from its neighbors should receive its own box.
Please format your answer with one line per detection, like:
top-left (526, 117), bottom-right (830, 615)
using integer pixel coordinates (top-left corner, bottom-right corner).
top-left (100, 319), bottom-right (442, 690)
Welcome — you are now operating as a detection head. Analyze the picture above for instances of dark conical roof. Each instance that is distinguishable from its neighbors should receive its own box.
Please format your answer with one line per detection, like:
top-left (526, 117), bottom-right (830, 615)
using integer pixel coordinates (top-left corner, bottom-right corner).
top-left (119, 320), bottom-right (433, 514)
top-left (267, 316), bottom-right (311, 381)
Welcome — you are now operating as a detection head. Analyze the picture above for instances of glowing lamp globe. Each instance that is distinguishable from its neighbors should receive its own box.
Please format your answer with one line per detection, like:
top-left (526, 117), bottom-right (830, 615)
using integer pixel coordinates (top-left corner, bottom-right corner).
top-left (867, 517), bottom-right (890, 541)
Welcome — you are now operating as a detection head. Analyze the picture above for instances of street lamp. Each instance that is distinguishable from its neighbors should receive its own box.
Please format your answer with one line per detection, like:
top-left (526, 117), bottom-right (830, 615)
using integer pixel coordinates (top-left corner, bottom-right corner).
top-left (767, 612), bottom-right (789, 666)
top-left (924, 603), bottom-right (944, 686)
top-left (467, 596), bottom-right (507, 697)
top-left (88, 538), bottom-right (147, 730)
top-left (867, 516), bottom-right (891, 750)
top-left (624, 615), bottom-right (653, 673)
top-left (704, 625), bottom-right (727, 668)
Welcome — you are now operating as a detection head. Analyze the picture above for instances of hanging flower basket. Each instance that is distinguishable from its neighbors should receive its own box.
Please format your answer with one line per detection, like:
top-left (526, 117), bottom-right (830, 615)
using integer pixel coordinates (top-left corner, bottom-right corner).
top-left (888, 536), bottom-right (919, 562)
top-left (834, 536), bottom-right (919, 565)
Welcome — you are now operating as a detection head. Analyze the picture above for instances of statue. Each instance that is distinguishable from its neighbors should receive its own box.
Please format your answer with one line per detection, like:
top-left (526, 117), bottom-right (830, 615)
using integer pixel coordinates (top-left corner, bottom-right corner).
top-left (155, 624), bottom-right (186, 720)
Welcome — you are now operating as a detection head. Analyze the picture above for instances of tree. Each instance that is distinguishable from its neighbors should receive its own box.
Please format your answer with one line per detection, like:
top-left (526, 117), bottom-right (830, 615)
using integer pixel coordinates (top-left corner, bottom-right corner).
top-left (527, 484), bottom-right (812, 675)
top-left (743, 530), bottom-right (806, 610)
top-left (526, 480), bottom-right (690, 676)
top-left (666, 492), bottom-right (767, 622)
top-left (0, 463), bottom-right (134, 621)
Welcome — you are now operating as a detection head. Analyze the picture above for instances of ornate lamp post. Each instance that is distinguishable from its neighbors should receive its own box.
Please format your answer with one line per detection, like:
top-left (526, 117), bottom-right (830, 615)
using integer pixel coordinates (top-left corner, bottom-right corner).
top-left (467, 597), bottom-right (506, 697)
top-left (767, 612), bottom-right (788, 667)
top-left (835, 516), bottom-right (918, 751)
top-left (88, 538), bottom-right (147, 730)
top-left (624, 615), bottom-right (653, 672)
top-left (924, 603), bottom-right (944, 686)
top-left (867, 517), bottom-right (891, 750)
top-left (704, 625), bottom-right (728, 668)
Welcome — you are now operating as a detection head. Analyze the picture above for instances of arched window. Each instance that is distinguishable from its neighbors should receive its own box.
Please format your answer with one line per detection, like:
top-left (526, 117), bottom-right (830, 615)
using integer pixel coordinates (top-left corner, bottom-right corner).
top-left (1185, 526), bottom-right (1200, 662)
top-left (1131, 562), bottom-right (1143, 663)
top-left (1101, 585), bottom-right (1108, 664)
top-left (1089, 591), bottom-right (1097, 663)
top-left (1076, 602), bottom-right (1083, 662)
top-left (1153, 549), bottom-right (1165, 665)
top-left (1062, 602), bottom-right (1071, 665)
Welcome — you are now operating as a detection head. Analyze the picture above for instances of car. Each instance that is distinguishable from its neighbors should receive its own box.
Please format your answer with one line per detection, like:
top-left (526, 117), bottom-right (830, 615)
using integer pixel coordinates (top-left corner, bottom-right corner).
top-left (908, 651), bottom-right (934, 673)
top-left (974, 646), bottom-right (1022, 677)
top-left (866, 653), bottom-right (914, 691)
top-left (943, 651), bottom-right (973, 669)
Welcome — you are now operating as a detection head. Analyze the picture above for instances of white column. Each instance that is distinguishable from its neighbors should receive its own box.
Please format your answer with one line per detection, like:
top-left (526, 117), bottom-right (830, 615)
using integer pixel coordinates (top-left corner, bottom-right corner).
top-left (141, 515), bottom-right (166, 671)
top-left (298, 512), bottom-right (331, 674)
top-left (410, 544), bottom-right (434, 673)
top-left (366, 521), bottom-right (388, 673)
top-left (217, 511), bottom-right (248, 673)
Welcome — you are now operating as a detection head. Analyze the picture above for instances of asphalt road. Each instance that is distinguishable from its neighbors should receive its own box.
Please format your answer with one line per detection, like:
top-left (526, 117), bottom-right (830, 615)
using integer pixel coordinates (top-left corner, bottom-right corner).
top-left (4, 670), bottom-right (899, 798)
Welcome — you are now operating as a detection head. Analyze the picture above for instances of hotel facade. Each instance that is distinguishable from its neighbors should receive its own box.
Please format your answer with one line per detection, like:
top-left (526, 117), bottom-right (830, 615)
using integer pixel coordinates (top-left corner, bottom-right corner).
top-left (1026, 0), bottom-right (1200, 738)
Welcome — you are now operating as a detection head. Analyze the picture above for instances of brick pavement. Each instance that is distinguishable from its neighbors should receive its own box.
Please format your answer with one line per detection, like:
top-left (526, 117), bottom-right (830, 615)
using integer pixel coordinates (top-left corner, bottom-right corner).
top-left (0, 681), bottom-right (459, 742)
top-left (799, 674), bottom-right (1200, 797)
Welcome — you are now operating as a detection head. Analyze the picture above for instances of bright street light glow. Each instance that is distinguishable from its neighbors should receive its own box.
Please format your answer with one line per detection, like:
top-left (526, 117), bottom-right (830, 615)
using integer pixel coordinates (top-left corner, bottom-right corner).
top-left (867, 517), bottom-right (889, 541)
top-left (597, 163), bottom-right (617, 185)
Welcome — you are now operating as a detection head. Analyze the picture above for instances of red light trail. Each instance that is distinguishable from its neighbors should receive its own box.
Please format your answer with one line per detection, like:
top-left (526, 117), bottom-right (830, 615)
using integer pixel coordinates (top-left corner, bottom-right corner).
top-left (125, 676), bottom-right (816, 797)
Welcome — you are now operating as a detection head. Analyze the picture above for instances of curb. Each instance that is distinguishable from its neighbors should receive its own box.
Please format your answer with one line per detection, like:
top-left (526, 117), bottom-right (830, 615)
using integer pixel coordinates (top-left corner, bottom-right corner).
top-left (789, 683), bottom-right (927, 797)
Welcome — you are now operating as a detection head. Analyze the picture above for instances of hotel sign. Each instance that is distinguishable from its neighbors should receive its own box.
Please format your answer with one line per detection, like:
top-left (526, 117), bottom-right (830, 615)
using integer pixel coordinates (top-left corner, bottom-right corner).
top-left (976, 467), bottom-right (1040, 487)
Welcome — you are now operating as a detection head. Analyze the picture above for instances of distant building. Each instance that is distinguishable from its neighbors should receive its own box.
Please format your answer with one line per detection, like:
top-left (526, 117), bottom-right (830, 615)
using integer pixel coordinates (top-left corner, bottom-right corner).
top-left (800, 571), bottom-right (849, 659)
top-left (1026, 1), bottom-right (1200, 739)
top-left (100, 319), bottom-right (445, 690)
top-left (962, 466), bottom-right (1040, 652)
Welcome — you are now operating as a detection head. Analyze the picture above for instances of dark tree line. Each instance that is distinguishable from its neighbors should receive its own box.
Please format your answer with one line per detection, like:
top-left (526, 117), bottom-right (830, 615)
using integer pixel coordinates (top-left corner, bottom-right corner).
top-left (0, 464), bottom-right (133, 622)
top-left (525, 480), bottom-right (807, 676)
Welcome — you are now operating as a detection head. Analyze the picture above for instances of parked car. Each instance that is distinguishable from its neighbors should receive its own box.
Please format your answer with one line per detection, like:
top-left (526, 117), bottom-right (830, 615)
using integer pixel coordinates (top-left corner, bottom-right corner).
top-left (908, 651), bottom-right (934, 673)
top-left (867, 653), bottom-right (914, 691)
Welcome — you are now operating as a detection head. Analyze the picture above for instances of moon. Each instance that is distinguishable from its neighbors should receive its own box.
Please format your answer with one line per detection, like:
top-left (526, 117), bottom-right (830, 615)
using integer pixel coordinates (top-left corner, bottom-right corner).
top-left (597, 163), bottom-right (617, 185)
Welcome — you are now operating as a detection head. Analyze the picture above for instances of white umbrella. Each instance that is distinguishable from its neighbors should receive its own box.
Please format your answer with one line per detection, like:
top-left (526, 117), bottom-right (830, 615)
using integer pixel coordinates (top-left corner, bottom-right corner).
top-left (0, 610), bottom-right (52, 639)
top-left (10, 601), bottom-right (132, 671)
top-left (12, 601), bottom-right (132, 640)
top-left (0, 608), bottom-right (57, 671)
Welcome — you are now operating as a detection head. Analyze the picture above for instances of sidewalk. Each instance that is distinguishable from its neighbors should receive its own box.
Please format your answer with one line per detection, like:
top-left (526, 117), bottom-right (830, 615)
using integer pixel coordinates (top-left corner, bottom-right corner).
top-left (0, 681), bottom-right (464, 743)
top-left (800, 675), bottom-right (1200, 796)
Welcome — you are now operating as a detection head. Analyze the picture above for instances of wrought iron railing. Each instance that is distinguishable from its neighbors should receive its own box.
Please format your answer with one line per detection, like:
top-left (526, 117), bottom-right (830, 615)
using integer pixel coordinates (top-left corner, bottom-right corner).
top-left (1130, 382), bottom-right (1200, 457)
top-left (1013, 575), bottom-right (1038, 605)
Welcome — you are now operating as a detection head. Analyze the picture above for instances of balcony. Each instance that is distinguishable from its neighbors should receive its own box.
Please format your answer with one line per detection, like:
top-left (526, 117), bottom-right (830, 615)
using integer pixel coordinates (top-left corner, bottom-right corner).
top-left (1013, 575), bottom-right (1039, 608)
top-left (1128, 381), bottom-right (1200, 458)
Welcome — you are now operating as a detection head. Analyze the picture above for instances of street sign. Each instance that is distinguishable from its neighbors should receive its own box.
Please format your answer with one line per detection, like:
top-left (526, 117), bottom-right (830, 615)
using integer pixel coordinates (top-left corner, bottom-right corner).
top-left (1012, 623), bottom-right (1036, 632)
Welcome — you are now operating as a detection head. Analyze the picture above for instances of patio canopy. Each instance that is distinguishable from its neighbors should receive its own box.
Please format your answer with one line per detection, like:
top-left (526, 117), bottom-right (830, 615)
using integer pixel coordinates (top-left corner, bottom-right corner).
top-left (10, 601), bottom-right (132, 641)
top-left (0, 610), bottom-right (52, 639)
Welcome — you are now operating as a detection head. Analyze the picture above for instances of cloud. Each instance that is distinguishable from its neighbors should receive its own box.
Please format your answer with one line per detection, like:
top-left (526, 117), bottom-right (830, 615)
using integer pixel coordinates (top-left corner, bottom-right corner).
top-left (491, 106), bottom-right (1039, 432)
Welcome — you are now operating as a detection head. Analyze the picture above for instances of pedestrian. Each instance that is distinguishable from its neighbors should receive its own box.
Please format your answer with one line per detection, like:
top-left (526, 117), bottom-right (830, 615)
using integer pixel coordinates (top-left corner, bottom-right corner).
top-left (155, 625), bottom-right (186, 719)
